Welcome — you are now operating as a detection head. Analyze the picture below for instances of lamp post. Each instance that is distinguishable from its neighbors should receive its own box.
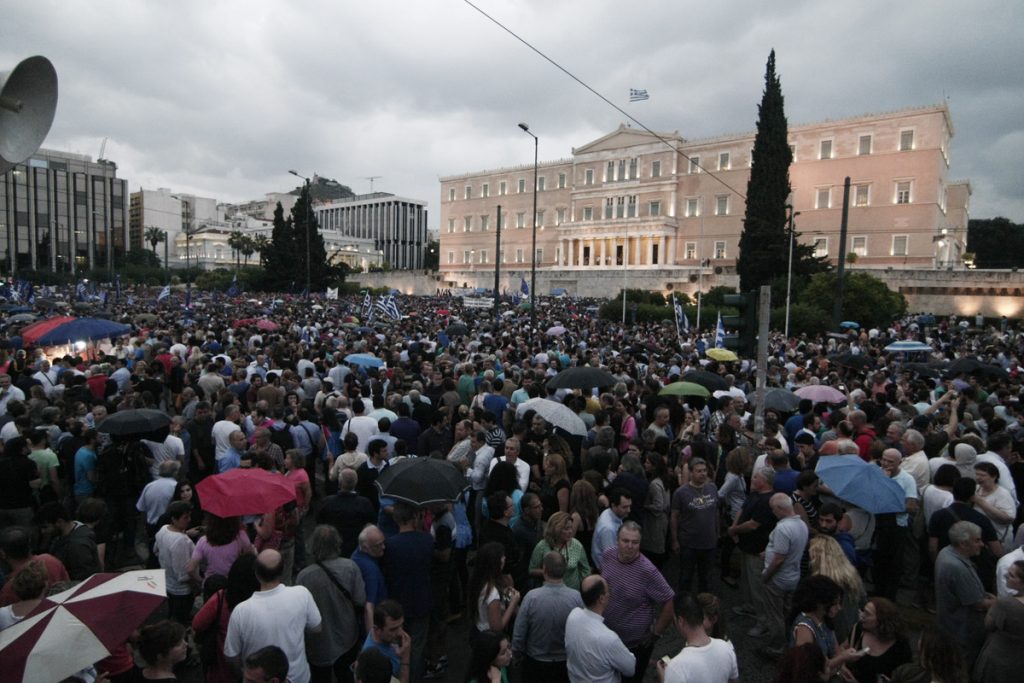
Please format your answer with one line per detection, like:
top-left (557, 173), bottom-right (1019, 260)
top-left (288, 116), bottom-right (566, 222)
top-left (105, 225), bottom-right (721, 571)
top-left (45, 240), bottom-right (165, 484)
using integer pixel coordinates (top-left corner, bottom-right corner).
top-left (518, 123), bottom-right (538, 328)
top-left (288, 170), bottom-right (313, 299)
top-left (784, 204), bottom-right (801, 339)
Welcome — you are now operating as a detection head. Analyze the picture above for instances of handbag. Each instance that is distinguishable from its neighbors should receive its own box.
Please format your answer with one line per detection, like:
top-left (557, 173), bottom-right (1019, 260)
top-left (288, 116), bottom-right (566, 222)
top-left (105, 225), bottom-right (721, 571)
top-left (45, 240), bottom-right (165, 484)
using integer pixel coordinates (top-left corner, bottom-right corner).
top-left (195, 590), bottom-right (224, 670)
top-left (316, 560), bottom-right (365, 639)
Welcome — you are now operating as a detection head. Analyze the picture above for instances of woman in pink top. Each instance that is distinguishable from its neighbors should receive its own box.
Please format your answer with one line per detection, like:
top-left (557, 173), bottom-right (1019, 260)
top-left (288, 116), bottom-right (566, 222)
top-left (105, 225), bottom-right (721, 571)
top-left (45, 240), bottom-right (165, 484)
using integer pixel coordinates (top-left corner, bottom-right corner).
top-left (285, 449), bottom-right (312, 516)
top-left (186, 514), bottom-right (253, 587)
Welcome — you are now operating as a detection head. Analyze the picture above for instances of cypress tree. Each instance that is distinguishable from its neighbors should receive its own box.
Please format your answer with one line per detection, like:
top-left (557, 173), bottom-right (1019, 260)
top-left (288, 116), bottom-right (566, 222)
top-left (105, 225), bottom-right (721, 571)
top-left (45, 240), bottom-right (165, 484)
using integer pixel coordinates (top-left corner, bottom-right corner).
top-left (264, 201), bottom-right (296, 289)
top-left (738, 50), bottom-right (792, 291)
top-left (290, 186), bottom-right (328, 291)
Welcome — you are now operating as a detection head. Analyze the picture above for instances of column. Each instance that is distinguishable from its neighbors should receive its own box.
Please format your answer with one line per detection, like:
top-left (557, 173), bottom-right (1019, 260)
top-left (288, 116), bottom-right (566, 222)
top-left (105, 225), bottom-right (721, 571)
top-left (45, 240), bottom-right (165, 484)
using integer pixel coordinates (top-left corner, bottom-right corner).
top-left (577, 238), bottom-right (584, 267)
top-left (588, 238), bottom-right (596, 266)
top-left (646, 237), bottom-right (654, 266)
top-left (600, 238), bottom-right (607, 267)
top-left (634, 236), bottom-right (642, 265)
top-left (659, 235), bottom-right (667, 265)
top-left (622, 236), bottom-right (630, 265)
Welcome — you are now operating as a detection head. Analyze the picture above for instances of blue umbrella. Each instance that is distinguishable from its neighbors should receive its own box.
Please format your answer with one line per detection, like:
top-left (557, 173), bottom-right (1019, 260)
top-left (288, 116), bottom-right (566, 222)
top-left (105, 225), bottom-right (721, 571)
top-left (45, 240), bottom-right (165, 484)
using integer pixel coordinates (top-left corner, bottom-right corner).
top-left (884, 340), bottom-right (932, 353)
top-left (355, 326), bottom-right (374, 334)
top-left (815, 455), bottom-right (906, 514)
top-left (839, 321), bottom-right (860, 329)
top-left (32, 318), bottom-right (132, 346)
top-left (344, 353), bottom-right (384, 368)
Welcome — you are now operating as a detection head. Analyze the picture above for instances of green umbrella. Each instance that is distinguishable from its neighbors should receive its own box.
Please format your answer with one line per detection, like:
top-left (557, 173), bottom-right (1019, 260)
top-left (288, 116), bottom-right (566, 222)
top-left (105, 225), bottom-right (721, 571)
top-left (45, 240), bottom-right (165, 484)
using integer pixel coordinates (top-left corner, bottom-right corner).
top-left (659, 381), bottom-right (711, 398)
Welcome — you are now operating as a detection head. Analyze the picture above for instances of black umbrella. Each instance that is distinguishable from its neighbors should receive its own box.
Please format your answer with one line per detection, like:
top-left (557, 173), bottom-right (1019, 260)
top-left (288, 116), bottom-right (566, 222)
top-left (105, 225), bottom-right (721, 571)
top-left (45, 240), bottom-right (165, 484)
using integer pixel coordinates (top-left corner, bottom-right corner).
top-left (829, 352), bottom-right (875, 371)
top-left (748, 388), bottom-right (802, 413)
top-left (546, 366), bottom-right (617, 390)
top-left (96, 409), bottom-right (171, 436)
top-left (902, 362), bottom-right (947, 379)
top-left (945, 357), bottom-right (1006, 380)
top-left (446, 323), bottom-right (469, 337)
top-left (375, 457), bottom-right (468, 507)
top-left (682, 370), bottom-right (729, 392)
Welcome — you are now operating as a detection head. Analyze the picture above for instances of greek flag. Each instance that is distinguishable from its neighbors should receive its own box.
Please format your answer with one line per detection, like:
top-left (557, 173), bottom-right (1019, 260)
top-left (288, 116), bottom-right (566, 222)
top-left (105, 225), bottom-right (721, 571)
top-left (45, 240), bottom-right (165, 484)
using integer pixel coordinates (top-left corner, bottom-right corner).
top-left (115, 274), bottom-right (122, 302)
top-left (714, 312), bottom-right (725, 348)
top-left (374, 294), bottom-right (389, 317)
top-left (76, 281), bottom-right (87, 302)
top-left (326, 287), bottom-right (338, 300)
top-left (361, 291), bottom-right (372, 317)
top-left (520, 277), bottom-right (529, 295)
top-left (184, 284), bottom-right (192, 310)
top-left (301, 326), bottom-right (311, 344)
top-left (226, 274), bottom-right (239, 297)
top-left (673, 294), bottom-right (687, 335)
top-left (629, 88), bottom-right (649, 102)
top-left (384, 294), bottom-right (401, 320)
top-left (157, 284), bottom-right (171, 302)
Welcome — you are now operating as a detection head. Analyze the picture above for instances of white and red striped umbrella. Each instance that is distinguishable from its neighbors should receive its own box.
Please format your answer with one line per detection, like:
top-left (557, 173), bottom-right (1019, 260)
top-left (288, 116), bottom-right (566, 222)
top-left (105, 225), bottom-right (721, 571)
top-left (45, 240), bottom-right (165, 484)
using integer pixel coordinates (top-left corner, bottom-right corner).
top-left (0, 569), bottom-right (166, 682)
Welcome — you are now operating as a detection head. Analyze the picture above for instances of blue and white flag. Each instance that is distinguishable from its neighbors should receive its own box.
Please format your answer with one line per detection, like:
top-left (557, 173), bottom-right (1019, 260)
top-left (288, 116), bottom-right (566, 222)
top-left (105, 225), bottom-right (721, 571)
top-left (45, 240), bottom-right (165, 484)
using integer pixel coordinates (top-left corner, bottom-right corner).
top-left (361, 291), bottom-right (372, 317)
top-left (101, 290), bottom-right (109, 307)
top-left (301, 326), bottom-right (311, 344)
top-left (714, 312), bottom-right (725, 348)
top-left (75, 281), bottom-right (87, 302)
top-left (374, 294), bottom-right (389, 318)
top-left (520, 277), bottom-right (529, 295)
top-left (127, 295), bottom-right (135, 306)
top-left (184, 284), bottom-right (192, 310)
top-left (226, 274), bottom-right (239, 297)
top-left (629, 88), bottom-right (649, 102)
top-left (115, 274), bottom-right (122, 303)
top-left (157, 284), bottom-right (171, 302)
top-left (384, 294), bottom-right (401, 320)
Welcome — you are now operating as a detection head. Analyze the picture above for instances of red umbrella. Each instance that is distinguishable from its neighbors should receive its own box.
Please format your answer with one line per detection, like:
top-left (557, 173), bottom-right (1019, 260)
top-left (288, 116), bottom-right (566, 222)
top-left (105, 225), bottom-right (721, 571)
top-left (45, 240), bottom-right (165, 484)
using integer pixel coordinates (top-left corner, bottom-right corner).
top-left (19, 315), bottom-right (77, 345)
top-left (0, 569), bottom-right (166, 682)
top-left (196, 468), bottom-right (296, 517)
top-left (232, 318), bottom-right (256, 329)
top-left (256, 319), bottom-right (279, 331)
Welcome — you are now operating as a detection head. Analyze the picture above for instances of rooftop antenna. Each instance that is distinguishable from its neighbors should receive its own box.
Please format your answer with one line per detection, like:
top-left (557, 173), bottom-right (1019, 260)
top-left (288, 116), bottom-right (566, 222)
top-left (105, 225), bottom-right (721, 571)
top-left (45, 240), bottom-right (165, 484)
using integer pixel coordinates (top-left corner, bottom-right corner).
top-left (364, 176), bottom-right (382, 193)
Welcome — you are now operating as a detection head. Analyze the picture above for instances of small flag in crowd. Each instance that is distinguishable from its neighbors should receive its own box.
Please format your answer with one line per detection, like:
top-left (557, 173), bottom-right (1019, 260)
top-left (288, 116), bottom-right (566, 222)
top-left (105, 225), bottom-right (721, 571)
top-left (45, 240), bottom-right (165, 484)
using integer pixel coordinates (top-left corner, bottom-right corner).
top-left (384, 294), bottom-right (401, 320)
top-left (672, 294), bottom-right (687, 335)
top-left (520, 277), bottom-right (529, 296)
top-left (75, 281), bottom-right (87, 302)
top-left (115, 274), bottom-right (122, 302)
top-left (184, 284), bottom-right (192, 310)
top-left (361, 291), bottom-right (372, 317)
top-left (101, 290), bottom-right (109, 307)
top-left (715, 312), bottom-right (725, 348)
top-left (629, 88), bottom-right (649, 102)
top-left (326, 287), bottom-right (338, 300)
top-left (226, 274), bottom-right (239, 297)
top-left (157, 284), bottom-right (171, 302)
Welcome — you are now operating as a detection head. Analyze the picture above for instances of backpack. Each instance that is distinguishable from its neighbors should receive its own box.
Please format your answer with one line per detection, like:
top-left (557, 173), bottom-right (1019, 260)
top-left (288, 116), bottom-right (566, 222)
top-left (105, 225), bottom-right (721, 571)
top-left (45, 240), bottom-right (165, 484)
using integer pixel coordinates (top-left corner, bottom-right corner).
top-left (268, 423), bottom-right (294, 453)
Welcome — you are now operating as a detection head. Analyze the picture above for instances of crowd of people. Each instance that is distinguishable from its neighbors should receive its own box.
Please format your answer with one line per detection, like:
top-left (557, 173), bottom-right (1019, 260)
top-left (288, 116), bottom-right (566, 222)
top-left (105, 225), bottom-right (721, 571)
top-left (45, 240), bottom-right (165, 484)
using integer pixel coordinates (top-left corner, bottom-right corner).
top-left (1, 287), bottom-right (1024, 683)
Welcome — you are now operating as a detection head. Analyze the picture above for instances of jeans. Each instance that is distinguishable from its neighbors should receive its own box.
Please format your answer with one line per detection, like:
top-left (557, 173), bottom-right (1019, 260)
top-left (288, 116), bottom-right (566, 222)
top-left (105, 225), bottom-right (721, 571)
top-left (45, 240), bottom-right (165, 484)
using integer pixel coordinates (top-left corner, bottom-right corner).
top-left (761, 580), bottom-right (792, 649)
top-left (309, 640), bottom-right (359, 683)
top-left (523, 657), bottom-right (568, 683)
top-left (622, 637), bottom-right (656, 683)
top-left (678, 546), bottom-right (716, 593)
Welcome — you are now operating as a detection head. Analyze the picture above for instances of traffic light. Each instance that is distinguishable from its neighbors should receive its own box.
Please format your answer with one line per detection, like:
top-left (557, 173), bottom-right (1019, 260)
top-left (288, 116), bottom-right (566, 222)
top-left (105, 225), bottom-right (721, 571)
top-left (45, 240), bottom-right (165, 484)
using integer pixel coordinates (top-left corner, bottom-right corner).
top-left (722, 291), bottom-right (758, 357)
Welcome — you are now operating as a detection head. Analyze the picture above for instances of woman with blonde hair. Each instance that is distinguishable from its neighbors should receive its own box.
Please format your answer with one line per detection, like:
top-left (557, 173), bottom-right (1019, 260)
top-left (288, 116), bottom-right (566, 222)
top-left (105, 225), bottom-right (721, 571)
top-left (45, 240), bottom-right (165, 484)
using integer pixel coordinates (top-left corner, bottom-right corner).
top-left (569, 480), bottom-right (599, 566)
top-left (809, 534), bottom-right (865, 643)
top-left (528, 511), bottom-right (591, 591)
top-left (539, 452), bottom-right (571, 521)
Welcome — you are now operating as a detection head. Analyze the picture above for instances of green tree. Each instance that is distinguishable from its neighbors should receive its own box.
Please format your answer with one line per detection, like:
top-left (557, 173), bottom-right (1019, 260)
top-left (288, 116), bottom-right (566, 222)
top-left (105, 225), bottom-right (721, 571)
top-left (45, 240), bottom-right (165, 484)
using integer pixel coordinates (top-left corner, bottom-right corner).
top-left (291, 186), bottom-right (328, 292)
top-left (263, 202), bottom-right (296, 290)
top-left (240, 236), bottom-right (255, 266)
top-left (424, 239), bottom-right (440, 271)
top-left (738, 50), bottom-right (792, 291)
top-left (967, 217), bottom-right (1024, 269)
top-left (145, 226), bottom-right (166, 254)
top-left (252, 235), bottom-right (271, 267)
top-left (800, 271), bottom-right (907, 331)
top-left (227, 230), bottom-right (245, 271)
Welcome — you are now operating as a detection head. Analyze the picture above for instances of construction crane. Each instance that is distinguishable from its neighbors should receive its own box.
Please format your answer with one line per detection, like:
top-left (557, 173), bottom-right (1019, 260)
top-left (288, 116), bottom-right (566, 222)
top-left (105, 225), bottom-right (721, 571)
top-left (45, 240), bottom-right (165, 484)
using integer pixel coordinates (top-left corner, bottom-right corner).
top-left (364, 176), bottom-right (382, 193)
top-left (97, 137), bottom-right (108, 162)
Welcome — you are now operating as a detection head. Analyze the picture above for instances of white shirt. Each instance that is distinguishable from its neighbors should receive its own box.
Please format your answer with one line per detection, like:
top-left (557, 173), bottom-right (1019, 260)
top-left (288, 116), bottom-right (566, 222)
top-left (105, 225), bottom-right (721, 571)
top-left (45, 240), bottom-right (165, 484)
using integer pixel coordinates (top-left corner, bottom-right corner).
top-left (224, 584), bottom-right (322, 683)
top-left (154, 525), bottom-right (195, 596)
top-left (470, 445), bottom-right (496, 491)
top-left (488, 456), bottom-right (530, 493)
top-left (212, 419), bottom-right (239, 460)
top-left (922, 486), bottom-right (954, 525)
top-left (976, 451), bottom-right (1018, 506)
top-left (142, 434), bottom-right (185, 480)
top-left (33, 369), bottom-right (60, 398)
top-left (135, 477), bottom-right (178, 525)
top-left (663, 638), bottom-right (739, 683)
top-left (0, 385), bottom-right (25, 415)
top-left (565, 607), bottom-right (635, 683)
top-left (902, 450), bottom-right (931, 493)
top-left (340, 415), bottom-right (380, 454)
top-left (996, 546), bottom-right (1024, 597)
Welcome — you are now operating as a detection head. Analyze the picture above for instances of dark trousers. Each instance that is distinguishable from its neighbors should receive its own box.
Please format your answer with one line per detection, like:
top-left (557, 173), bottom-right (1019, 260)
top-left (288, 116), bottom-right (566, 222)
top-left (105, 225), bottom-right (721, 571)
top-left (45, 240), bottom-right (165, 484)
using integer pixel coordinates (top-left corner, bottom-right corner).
top-left (309, 640), bottom-right (359, 683)
top-left (523, 657), bottom-right (568, 683)
top-left (678, 546), bottom-right (716, 593)
top-left (622, 639), bottom-right (656, 683)
top-left (167, 592), bottom-right (194, 625)
top-left (874, 522), bottom-right (904, 601)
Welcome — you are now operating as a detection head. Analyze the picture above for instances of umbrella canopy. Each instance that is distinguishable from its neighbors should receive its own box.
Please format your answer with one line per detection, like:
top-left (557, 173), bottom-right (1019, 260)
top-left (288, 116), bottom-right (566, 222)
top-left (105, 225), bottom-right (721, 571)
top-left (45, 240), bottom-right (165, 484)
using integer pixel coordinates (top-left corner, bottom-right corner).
top-left (375, 457), bottom-right (468, 506)
top-left (232, 318), bottom-right (257, 328)
top-left (196, 468), bottom-right (297, 517)
top-left (884, 341), bottom-right (932, 353)
top-left (133, 313), bottom-right (158, 325)
top-left (829, 352), bottom-right (875, 371)
top-left (546, 325), bottom-right (567, 337)
top-left (17, 315), bottom-right (77, 343)
top-left (901, 362), bottom-right (947, 378)
top-left (815, 455), bottom-right (907, 514)
top-left (681, 370), bottom-right (729, 392)
top-left (659, 381), bottom-right (711, 399)
top-left (0, 569), bottom-right (166, 682)
top-left (30, 318), bottom-right (132, 346)
top-left (839, 321), bottom-right (860, 329)
top-left (706, 348), bottom-right (739, 362)
top-left (256, 319), bottom-right (279, 331)
top-left (546, 366), bottom-right (617, 390)
top-left (446, 323), bottom-right (469, 337)
top-left (345, 353), bottom-right (385, 368)
top-left (747, 388), bottom-right (802, 413)
top-left (515, 397), bottom-right (587, 437)
top-left (945, 357), bottom-right (1007, 380)
top-left (96, 408), bottom-right (172, 436)
top-left (795, 384), bottom-right (847, 404)
top-left (6, 313), bottom-right (37, 324)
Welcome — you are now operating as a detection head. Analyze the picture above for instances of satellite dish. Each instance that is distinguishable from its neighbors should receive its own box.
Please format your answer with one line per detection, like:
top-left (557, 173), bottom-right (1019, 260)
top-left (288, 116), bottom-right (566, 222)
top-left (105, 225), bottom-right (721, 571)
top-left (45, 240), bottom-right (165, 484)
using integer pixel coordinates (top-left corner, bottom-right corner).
top-left (0, 56), bottom-right (58, 175)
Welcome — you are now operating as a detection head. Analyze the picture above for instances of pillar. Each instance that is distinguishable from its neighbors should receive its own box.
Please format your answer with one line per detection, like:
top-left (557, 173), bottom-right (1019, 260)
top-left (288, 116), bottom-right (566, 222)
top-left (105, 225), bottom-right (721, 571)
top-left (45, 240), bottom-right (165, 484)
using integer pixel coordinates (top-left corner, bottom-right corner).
top-left (659, 235), bottom-right (667, 265)
top-left (600, 238), bottom-right (607, 267)
top-left (577, 239), bottom-right (584, 267)
top-left (634, 236), bottom-right (642, 265)
top-left (646, 237), bottom-right (654, 266)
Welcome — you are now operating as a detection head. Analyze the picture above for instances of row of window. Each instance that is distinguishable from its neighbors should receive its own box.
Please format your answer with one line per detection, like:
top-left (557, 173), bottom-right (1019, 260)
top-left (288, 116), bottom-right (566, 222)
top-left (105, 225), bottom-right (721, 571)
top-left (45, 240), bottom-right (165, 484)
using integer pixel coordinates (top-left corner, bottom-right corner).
top-left (450, 174), bottom-right (569, 201)
top-left (814, 180), bottom-right (914, 209)
top-left (812, 129), bottom-right (914, 162)
top-left (449, 247), bottom-right (543, 264)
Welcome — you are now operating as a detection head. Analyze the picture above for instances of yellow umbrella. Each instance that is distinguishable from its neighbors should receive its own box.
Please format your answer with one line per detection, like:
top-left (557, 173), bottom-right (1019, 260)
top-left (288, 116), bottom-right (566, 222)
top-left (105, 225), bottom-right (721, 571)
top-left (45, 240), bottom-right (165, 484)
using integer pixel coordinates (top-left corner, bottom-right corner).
top-left (706, 348), bottom-right (738, 362)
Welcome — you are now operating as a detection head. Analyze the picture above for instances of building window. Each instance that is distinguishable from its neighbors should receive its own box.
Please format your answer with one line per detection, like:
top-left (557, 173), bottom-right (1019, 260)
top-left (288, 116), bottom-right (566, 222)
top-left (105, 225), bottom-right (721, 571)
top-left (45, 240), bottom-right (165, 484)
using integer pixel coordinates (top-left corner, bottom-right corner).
top-left (895, 181), bottom-right (912, 205)
top-left (627, 196), bottom-right (637, 218)
top-left (819, 139), bottom-right (832, 160)
top-left (556, 208), bottom-right (565, 225)
top-left (537, 176), bottom-right (546, 192)
top-left (688, 156), bottom-right (701, 174)
top-left (480, 215), bottom-right (489, 231)
top-left (812, 237), bottom-right (828, 257)
top-left (616, 197), bottom-right (625, 218)
top-left (447, 218), bottom-right (455, 233)
top-left (652, 160), bottom-right (661, 178)
top-left (629, 158), bottom-right (638, 179)
top-left (448, 187), bottom-right (455, 202)
top-left (618, 160), bottom-right (626, 181)
top-left (536, 248), bottom-right (543, 264)
top-left (789, 144), bottom-right (796, 161)
top-left (685, 242), bottom-right (696, 260)
top-left (558, 173), bottom-right (566, 189)
top-left (649, 201), bottom-right (661, 217)
top-left (499, 181), bottom-right (507, 196)
top-left (715, 195), bottom-right (729, 216)
top-left (482, 183), bottom-right (489, 198)
top-left (892, 235), bottom-right (908, 256)
top-left (518, 178), bottom-right (526, 193)
top-left (900, 129), bottom-right (914, 151)
top-left (606, 161), bottom-right (615, 182)
top-left (536, 210), bottom-right (544, 227)
top-left (463, 216), bottom-right (472, 232)
top-left (851, 235), bottom-right (867, 257)
top-left (583, 206), bottom-right (593, 220)
top-left (718, 152), bottom-right (730, 170)
top-left (499, 214), bottom-right (507, 230)
top-left (447, 251), bottom-right (454, 264)
top-left (463, 250), bottom-right (470, 264)
top-left (714, 241), bottom-right (726, 259)
top-left (816, 188), bottom-right (831, 209)
top-left (479, 249), bottom-right (487, 263)
top-left (465, 185), bottom-right (472, 199)
top-left (686, 198), bottom-right (700, 217)
top-left (516, 248), bottom-right (524, 263)
top-left (605, 198), bottom-right (614, 220)
top-left (854, 183), bottom-right (870, 207)
top-left (858, 135), bottom-right (872, 155)
top-left (585, 169), bottom-right (594, 186)
top-left (516, 212), bottom-right (525, 229)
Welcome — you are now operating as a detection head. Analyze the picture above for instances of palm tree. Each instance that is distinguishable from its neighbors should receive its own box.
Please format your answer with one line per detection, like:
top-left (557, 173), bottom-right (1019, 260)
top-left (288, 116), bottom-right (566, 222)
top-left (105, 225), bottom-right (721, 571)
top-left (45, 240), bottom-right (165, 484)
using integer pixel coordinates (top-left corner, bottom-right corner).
top-left (240, 236), bottom-right (255, 266)
top-left (253, 235), bottom-right (271, 267)
top-left (228, 230), bottom-right (245, 270)
top-left (145, 226), bottom-right (165, 254)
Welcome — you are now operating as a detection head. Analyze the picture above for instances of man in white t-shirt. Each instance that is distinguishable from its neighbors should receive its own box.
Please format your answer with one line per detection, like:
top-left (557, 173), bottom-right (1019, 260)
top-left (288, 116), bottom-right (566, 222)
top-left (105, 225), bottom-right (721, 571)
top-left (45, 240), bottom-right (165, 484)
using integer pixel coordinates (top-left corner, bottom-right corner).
top-left (225, 549), bottom-right (322, 683)
top-left (659, 592), bottom-right (739, 683)
top-left (341, 398), bottom-right (379, 454)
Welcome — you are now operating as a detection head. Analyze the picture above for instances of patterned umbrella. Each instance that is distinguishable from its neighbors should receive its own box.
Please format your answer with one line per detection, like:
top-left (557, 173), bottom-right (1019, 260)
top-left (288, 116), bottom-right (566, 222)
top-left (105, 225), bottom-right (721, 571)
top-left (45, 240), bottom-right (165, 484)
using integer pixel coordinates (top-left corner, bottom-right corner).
top-left (795, 384), bottom-right (847, 404)
top-left (25, 317), bottom-right (131, 346)
top-left (0, 570), bottom-right (166, 682)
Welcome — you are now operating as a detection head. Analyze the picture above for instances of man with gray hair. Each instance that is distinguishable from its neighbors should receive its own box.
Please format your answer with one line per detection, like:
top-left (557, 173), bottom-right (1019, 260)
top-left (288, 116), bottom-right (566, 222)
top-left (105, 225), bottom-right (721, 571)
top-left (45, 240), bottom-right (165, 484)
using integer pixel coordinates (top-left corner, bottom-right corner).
top-left (352, 525), bottom-right (388, 637)
top-left (136, 459), bottom-right (181, 556)
top-left (728, 467), bottom-right (777, 626)
top-left (317, 468), bottom-right (376, 558)
top-left (757, 492), bottom-right (808, 658)
top-left (512, 551), bottom-right (584, 682)
top-left (935, 520), bottom-right (994, 667)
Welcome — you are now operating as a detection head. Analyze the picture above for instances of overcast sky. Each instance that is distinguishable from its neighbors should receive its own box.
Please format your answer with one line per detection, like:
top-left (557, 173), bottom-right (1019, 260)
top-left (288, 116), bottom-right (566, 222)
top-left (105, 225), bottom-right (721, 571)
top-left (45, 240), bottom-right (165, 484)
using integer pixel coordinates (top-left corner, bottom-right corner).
top-left (5, 0), bottom-right (1022, 226)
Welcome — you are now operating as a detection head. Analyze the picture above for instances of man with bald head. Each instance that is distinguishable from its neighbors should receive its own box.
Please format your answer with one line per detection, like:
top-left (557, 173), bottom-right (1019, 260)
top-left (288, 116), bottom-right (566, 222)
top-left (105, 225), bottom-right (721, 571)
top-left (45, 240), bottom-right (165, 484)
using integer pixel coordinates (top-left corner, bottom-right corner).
top-left (758, 492), bottom-right (809, 658)
top-left (875, 447), bottom-right (919, 601)
top-left (225, 549), bottom-right (322, 683)
top-left (565, 574), bottom-right (635, 683)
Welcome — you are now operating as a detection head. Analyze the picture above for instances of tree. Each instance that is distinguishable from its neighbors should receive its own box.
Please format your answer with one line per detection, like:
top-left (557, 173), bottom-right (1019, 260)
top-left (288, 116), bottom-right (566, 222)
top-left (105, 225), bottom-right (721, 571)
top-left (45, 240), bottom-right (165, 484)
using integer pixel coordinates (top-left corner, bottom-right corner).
top-left (263, 202), bottom-right (296, 290)
top-left (227, 230), bottom-right (245, 271)
top-left (291, 186), bottom-right (328, 292)
top-left (738, 50), bottom-right (793, 291)
top-left (252, 235), bottom-right (271, 267)
top-left (145, 226), bottom-right (166, 254)
top-left (800, 271), bottom-right (907, 331)
top-left (967, 217), bottom-right (1024, 268)
top-left (240, 236), bottom-right (255, 266)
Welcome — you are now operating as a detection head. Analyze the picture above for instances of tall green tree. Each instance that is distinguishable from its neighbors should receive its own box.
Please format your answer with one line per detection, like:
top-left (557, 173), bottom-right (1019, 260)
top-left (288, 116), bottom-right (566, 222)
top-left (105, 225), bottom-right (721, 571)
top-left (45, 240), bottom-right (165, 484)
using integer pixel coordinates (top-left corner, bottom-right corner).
top-left (738, 50), bottom-right (793, 291)
top-left (967, 217), bottom-right (1024, 268)
top-left (264, 202), bottom-right (297, 289)
top-left (291, 186), bottom-right (328, 292)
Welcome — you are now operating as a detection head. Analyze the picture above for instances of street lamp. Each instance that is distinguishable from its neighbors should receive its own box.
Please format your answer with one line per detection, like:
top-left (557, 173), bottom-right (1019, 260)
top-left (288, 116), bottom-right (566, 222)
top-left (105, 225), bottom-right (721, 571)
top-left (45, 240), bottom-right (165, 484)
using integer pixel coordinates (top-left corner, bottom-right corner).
top-left (518, 122), bottom-right (538, 328)
top-left (784, 204), bottom-right (801, 338)
top-left (288, 169), bottom-right (313, 298)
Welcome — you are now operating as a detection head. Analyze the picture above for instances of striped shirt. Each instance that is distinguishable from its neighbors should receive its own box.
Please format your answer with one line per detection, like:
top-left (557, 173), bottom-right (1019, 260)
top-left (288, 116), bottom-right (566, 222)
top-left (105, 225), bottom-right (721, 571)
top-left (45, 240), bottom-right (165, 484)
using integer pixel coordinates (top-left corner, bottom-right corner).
top-left (600, 548), bottom-right (675, 648)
